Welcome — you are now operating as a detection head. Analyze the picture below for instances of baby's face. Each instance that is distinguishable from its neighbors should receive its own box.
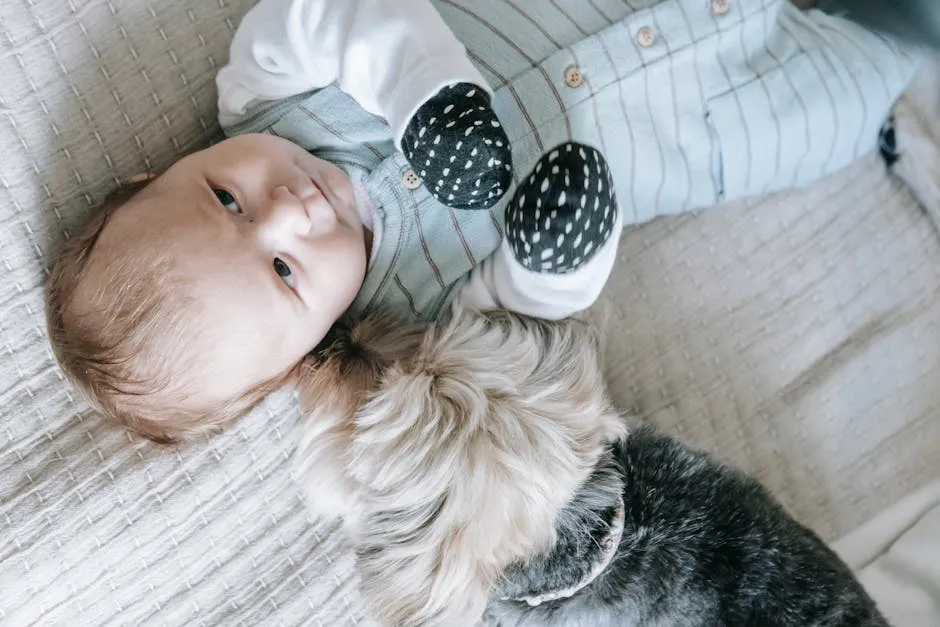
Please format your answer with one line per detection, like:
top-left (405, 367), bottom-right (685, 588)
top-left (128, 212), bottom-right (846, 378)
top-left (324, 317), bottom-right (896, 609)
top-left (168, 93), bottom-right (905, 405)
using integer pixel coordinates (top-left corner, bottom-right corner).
top-left (97, 134), bottom-right (368, 411)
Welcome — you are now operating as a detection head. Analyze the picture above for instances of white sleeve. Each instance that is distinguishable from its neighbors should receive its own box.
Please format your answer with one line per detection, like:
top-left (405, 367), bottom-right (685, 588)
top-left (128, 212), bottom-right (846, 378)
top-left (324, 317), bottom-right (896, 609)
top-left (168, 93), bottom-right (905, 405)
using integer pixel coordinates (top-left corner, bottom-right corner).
top-left (456, 211), bottom-right (623, 320)
top-left (215, 0), bottom-right (489, 145)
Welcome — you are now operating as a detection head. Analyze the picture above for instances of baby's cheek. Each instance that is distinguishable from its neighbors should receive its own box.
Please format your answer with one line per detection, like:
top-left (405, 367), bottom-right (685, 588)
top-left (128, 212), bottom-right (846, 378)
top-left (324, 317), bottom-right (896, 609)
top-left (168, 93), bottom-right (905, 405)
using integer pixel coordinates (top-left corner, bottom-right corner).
top-left (326, 167), bottom-right (354, 202)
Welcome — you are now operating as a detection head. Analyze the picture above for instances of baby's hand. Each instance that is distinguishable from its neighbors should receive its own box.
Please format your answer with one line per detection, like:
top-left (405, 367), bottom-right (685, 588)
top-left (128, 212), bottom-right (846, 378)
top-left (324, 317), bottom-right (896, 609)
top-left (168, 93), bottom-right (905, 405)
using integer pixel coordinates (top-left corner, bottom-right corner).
top-left (401, 83), bottom-right (512, 210)
top-left (506, 142), bottom-right (618, 274)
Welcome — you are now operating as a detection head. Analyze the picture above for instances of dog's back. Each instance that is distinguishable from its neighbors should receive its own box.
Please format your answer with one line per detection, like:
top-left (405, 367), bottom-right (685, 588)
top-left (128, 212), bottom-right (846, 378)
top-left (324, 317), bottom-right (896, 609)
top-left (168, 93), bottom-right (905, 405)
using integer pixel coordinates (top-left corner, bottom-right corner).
top-left (488, 425), bottom-right (887, 626)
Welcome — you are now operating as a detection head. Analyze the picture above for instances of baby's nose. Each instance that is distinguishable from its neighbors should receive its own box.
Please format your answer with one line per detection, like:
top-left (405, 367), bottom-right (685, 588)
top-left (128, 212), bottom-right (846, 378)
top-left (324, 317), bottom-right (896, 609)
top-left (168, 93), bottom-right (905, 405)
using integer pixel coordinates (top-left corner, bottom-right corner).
top-left (258, 186), bottom-right (311, 236)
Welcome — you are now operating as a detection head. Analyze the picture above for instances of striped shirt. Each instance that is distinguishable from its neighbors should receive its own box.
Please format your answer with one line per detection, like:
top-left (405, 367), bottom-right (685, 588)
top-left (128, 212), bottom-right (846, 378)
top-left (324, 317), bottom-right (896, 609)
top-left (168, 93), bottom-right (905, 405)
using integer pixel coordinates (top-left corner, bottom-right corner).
top-left (220, 0), bottom-right (919, 323)
top-left (440, 0), bottom-right (919, 223)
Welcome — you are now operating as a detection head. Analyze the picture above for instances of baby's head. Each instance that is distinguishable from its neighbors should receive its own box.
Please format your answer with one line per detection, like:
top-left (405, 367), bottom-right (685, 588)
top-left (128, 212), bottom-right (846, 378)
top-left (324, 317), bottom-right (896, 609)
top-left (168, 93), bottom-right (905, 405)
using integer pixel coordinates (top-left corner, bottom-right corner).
top-left (46, 134), bottom-right (369, 443)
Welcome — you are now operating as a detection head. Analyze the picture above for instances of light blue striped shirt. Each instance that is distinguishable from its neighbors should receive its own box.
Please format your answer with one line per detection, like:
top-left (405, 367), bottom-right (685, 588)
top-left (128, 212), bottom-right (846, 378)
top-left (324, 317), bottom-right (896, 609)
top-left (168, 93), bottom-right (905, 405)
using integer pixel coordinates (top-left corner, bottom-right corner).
top-left (222, 0), bottom-right (919, 322)
top-left (440, 0), bottom-right (919, 223)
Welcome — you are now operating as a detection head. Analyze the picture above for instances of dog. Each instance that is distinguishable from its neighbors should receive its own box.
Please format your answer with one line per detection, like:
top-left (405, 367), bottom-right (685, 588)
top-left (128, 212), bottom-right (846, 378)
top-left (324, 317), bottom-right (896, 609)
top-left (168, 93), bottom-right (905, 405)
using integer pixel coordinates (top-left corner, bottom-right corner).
top-left (294, 309), bottom-right (886, 626)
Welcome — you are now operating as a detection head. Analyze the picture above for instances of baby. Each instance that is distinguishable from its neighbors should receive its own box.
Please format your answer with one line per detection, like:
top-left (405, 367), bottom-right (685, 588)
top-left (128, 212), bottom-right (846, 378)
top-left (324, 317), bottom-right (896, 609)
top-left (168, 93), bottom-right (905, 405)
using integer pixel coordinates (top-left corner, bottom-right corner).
top-left (46, 0), bottom-right (920, 443)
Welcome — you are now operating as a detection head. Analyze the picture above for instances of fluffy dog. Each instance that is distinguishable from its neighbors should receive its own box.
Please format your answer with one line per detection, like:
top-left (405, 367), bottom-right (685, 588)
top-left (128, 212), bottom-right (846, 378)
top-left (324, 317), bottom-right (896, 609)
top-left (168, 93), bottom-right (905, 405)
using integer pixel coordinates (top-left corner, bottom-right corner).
top-left (294, 309), bottom-right (886, 626)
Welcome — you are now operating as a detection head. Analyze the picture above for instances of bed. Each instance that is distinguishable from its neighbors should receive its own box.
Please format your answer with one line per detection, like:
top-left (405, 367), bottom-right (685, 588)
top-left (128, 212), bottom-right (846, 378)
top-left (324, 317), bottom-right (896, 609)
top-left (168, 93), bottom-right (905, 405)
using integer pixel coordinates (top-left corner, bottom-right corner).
top-left (1, 0), bottom-right (938, 624)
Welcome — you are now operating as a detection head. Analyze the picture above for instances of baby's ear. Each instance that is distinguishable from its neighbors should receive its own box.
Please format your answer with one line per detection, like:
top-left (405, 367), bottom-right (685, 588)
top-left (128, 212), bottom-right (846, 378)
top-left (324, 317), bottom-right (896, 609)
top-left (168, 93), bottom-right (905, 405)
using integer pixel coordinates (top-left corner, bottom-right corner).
top-left (128, 172), bottom-right (156, 183)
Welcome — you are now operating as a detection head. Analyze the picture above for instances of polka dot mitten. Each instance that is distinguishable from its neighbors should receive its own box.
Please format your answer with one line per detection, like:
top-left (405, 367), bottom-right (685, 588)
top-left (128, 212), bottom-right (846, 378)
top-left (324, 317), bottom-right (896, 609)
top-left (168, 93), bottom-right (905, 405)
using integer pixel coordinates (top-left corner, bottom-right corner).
top-left (506, 142), bottom-right (618, 274)
top-left (401, 82), bottom-right (513, 210)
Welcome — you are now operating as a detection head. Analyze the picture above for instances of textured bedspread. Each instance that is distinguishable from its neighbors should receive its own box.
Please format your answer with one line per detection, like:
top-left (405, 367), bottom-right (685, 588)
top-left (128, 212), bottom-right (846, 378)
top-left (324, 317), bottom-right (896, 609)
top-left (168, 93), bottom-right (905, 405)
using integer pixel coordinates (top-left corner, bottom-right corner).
top-left (1, 0), bottom-right (939, 624)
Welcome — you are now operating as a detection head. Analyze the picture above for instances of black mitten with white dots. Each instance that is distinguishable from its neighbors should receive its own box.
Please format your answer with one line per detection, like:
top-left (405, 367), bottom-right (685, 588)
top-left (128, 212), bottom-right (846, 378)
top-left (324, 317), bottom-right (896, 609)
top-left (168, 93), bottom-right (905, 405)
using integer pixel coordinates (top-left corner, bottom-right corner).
top-left (401, 82), bottom-right (513, 210)
top-left (506, 142), bottom-right (618, 274)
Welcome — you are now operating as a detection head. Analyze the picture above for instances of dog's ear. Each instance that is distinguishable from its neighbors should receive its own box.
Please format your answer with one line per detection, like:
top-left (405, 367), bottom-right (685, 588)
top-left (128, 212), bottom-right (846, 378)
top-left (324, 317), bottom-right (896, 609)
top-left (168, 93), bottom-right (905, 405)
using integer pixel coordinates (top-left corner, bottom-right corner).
top-left (346, 311), bottom-right (627, 626)
top-left (294, 316), bottom-right (426, 523)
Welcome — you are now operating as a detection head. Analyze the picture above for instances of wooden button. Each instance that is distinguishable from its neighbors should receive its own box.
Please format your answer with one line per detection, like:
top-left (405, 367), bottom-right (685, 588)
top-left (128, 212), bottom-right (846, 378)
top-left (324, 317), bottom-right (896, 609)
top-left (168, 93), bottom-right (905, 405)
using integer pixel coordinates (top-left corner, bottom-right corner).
top-left (402, 169), bottom-right (422, 190)
top-left (636, 26), bottom-right (655, 48)
top-left (564, 65), bottom-right (584, 88)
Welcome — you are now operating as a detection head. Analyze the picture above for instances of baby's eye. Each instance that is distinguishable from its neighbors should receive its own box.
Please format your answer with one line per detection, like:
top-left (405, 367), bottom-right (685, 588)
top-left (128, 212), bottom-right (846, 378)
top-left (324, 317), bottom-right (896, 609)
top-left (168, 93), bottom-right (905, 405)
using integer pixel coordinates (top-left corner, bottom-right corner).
top-left (213, 189), bottom-right (241, 214)
top-left (273, 257), bottom-right (295, 289)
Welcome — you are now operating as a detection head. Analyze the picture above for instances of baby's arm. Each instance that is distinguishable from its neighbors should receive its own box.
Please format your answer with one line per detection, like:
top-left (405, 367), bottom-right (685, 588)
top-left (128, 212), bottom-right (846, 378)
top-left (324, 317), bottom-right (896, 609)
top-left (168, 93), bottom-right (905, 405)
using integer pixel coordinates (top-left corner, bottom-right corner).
top-left (458, 142), bottom-right (623, 320)
top-left (217, 0), bottom-right (511, 210)
top-left (217, 0), bottom-right (478, 143)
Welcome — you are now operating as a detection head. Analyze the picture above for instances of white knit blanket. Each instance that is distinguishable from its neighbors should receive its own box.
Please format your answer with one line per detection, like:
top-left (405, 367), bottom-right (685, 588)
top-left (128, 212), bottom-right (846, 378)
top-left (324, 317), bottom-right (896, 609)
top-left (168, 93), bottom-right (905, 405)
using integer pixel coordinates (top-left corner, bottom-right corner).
top-left (1, 1), bottom-right (939, 624)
